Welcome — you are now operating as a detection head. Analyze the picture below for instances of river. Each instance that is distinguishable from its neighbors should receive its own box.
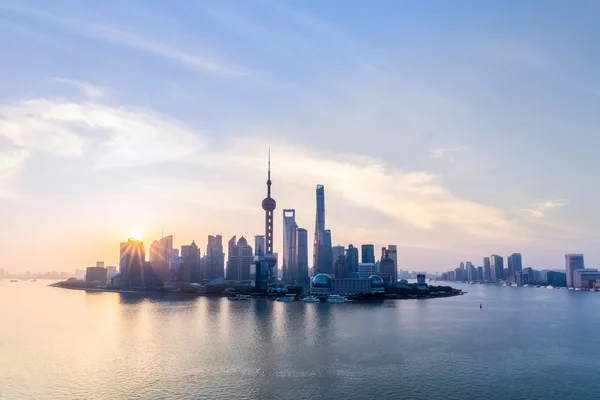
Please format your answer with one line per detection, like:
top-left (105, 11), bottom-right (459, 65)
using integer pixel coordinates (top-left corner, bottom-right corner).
top-left (1, 280), bottom-right (598, 399)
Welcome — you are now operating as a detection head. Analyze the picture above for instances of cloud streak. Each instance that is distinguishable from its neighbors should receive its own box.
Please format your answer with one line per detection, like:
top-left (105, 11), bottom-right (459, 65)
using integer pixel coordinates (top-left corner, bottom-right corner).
top-left (429, 147), bottom-right (466, 159)
top-left (524, 199), bottom-right (569, 218)
top-left (0, 3), bottom-right (250, 77)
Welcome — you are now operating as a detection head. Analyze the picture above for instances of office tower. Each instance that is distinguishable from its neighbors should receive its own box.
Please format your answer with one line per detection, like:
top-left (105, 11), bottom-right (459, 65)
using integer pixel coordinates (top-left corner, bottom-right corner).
top-left (85, 266), bottom-right (107, 285)
top-left (346, 245), bottom-right (359, 276)
top-left (282, 209), bottom-right (299, 282)
top-left (490, 254), bottom-right (504, 281)
top-left (171, 248), bottom-right (179, 258)
top-left (119, 238), bottom-right (145, 289)
top-left (297, 228), bottom-right (310, 284)
top-left (507, 253), bottom-right (523, 281)
top-left (361, 244), bottom-right (375, 264)
top-left (106, 266), bottom-right (118, 283)
top-left (149, 235), bottom-right (173, 282)
top-left (476, 266), bottom-right (483, 281)
top-left (334, 254), bottom-right (349, 279)
top-left (256, 151), bottom-right (277, 290)
top-left (483, 257), bottom-right (491, 281)
top-left (359, 263), bottom-right (375, 279)
top-left (332, 245), bottom-right (345, 261)
top-left (226, 236), bottom-right (253, 281)
top-left (388, 245), bottom-right (398, 271)
top-left (181, 240), bottom-right (201, 282)
top-left (254, 235), bottom-right (266, 255)
top-left (379, 247), bottom-right (397, 287)
top-left (313, 185), bottom-right (333, 275)
top-left (565, 254), bottom-right (585, 288)
top-left (206, 235), bottom-right (225, 279)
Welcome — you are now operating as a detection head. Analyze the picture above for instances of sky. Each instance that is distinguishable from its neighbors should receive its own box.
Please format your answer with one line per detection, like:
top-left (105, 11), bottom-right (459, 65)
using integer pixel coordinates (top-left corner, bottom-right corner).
top-left (1, 0), bottom-right (599, 274)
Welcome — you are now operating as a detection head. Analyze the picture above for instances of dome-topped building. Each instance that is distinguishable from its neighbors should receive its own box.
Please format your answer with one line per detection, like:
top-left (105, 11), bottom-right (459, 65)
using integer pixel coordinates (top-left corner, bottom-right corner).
top-left (310, 273), bottom-right (332, 295)
top-left (369, 275), bottom-right (386, 293)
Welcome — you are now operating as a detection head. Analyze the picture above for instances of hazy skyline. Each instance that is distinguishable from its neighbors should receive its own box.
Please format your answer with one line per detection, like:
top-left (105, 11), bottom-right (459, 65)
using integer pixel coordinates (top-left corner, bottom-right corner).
top-left (1, 0), bottom-right (599, 273)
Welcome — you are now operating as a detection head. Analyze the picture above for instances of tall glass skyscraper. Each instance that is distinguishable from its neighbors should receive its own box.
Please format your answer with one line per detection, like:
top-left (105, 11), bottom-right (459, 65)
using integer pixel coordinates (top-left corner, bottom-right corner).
top-left (565, 254), bottom-right (585, 288)
top-left (282, 209), bottom-right (298, 282)
top-left (297, 228), bottom-right (310, 284)
top-left (346, 245), bottom-right (359, 276)
top-left (361, 244), bottom-right (375, 264)
top-left (313, 185), bottom-right (333, 275)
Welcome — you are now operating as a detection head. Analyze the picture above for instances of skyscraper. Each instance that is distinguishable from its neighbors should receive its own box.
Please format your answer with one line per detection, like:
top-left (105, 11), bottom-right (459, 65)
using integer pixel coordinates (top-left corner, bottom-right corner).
top-left (313, 185), bottom-right (333, 275)
top-left (181, 240), bottom-right (200, 282)
top-left (565, 254), bottom-right (585, 288)
top-left (119, 238), bottom-right (145, 289)
top-left (346, 245), bottom-right (359, 276)
top-left (226, 236), bottom-right (253, 281)
top-left (334, 254), bottom-right (349, 279)
top-left (332, 245), bottom-right (345, 270)
top-left (361, 244), bottom-right (375, 264)
top-left (282, 209), bottom-right (298, 282)
top-left (388, 245), bottom-right (398, 272)
top-left (490, 254), bottom-right (504, 282)
top-left (297, 228), bottom-right (310, 284)
top-left (483, 257), bottom-right (491, 281)
top-left (379, 247), bottom-right (397, 287)
top-left (206, 235), bottom-right (225, 279)
top-left (507, 253), bottom-right (523, 281)
top-left (149, 235), bottom-right (173, 282)
top-left (254, 235), bottom-right (266, 255)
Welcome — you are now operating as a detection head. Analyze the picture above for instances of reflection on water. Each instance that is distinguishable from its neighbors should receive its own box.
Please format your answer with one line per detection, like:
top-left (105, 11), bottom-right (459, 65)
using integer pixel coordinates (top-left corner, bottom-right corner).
top-left (1, 281), bottom-right (600, 399)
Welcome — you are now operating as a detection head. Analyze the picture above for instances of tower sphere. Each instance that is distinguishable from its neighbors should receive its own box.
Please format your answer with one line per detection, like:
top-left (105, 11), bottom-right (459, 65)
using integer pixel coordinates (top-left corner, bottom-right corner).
top-left (262, 197), bottom-right (276, 211)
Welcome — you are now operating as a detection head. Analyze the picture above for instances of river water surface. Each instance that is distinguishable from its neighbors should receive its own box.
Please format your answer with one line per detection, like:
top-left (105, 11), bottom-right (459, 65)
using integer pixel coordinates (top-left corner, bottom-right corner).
top-left (1, 280), bottom-right (599, 399)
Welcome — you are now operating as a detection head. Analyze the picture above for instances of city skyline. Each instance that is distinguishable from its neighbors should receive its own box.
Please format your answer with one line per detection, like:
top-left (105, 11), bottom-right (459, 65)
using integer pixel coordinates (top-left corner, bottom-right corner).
top-left (2, 1), bottom-right (600, 273)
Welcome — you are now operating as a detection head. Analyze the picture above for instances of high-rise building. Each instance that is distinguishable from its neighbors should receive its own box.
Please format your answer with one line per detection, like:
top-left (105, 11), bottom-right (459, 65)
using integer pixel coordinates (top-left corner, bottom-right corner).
top-left (149, 235), bottom-right (173, 282)
top-left (226, 236), bottom-right (253, 281)
top-left (379, 247), bottom-right (396, 287)
top-left (171, 248), bottom-right (179, 258)
top-left (358, 263), bottom-right (375, 279)
top-left (282, 209), bottom-right (299, 282)
top-left (313, 185), bottom-right (333, 275)
top-left (206, 235), bottom-right (225, 279)
top-left (119, 238), bottom-right (146, 289)
top-left (490, 254), bottom-right (504, 282)
top-left (361, 244), bottom-right (375, 264)
top-left (181, 241), bottom-right (201, 282)
top-left (334, 254), bottom-right (349, 279)
top-left (483, 257), bottom-right (491, 281)
top-left (332, 245), bottom-right (345, 262)
top-left (297, 228), bottom-right (310, 284)
top-left (346, 245), bottom-right (359, 276)
top-left (254, 235), bottom-right (266, 255)
top-left (85, 266), bottom-right (107, 285)
top-left (565, 254), bottom-right (585, 288)
top-left (507, 253), bottom-right (523, 282)
top-left (388, 245), bottom-right (398, 272)
top-left (476, 266), bottom-right (484, 282)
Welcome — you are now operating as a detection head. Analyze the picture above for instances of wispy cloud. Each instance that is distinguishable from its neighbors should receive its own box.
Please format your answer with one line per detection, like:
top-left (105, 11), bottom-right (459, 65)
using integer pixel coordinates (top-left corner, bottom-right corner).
top-left (429, 147), bottom-right (466, 159)
top-left (0, 147), bottom-right (29, 199)
top-left (0, 3), bottom-right (250, 77)
top-left (523, 199), bottom-right (569, 218)
top-left (52, 78), bottom-right (106, 99)
top-left (0, 95), bottom-right (204, 171)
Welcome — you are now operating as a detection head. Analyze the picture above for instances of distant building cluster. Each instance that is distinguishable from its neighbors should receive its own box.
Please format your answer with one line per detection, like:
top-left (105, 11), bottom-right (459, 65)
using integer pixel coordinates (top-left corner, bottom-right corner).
top-left (442, 253), bottom-right (598, 289)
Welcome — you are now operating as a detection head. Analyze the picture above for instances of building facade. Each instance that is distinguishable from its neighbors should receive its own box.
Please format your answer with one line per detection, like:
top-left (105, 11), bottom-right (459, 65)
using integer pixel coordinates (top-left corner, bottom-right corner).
top-left (361, 244), bottom-right (375, 264)
top-left (119, 238), bottom-right (146, 289)
top-left (490, 254), bottom-right (504, 282)
top-left (346, 245), bottom-right (359, 277)
top-left (282, 209), bottom-right (298, 282)
top-left (565, 254), bottom-right (585, 288)
top-left (334, 254), bottom-right (349, 279)
top-left (149, 235), bottom-right (173, 282)
top-left (181, 241), bottom-right (201, 282)
top-left (297, 228), bottom-right (310, 284)
top-left (206, 235), bottom-right (225, 280)
top-left (226, 236), bottom-right (253, 281)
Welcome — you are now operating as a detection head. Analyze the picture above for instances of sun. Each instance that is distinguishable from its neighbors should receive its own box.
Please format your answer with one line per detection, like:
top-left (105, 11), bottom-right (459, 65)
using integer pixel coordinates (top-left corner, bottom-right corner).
top-left (131, 232), bottom-right (143, 241)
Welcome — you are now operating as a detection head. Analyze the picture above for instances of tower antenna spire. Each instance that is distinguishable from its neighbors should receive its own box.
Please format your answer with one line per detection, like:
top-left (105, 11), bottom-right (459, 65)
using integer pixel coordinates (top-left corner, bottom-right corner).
top-left (267, 147), bottom-right (272, 197)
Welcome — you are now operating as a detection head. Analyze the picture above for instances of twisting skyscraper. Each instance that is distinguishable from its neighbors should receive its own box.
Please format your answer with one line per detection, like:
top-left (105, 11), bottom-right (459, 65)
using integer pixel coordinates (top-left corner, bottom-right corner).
top-left (313, 185), bottom-right (333, 275)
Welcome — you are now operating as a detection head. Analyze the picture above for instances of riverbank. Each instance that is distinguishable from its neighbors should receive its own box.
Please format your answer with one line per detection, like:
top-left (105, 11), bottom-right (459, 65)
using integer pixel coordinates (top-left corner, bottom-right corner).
top-left (50, 281), bottom-right (464, 300)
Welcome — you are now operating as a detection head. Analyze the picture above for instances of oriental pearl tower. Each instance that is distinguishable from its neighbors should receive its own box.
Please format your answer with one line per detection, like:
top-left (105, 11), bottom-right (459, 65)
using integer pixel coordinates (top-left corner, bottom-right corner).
top-left (260, 149), bottom-right (277, 283)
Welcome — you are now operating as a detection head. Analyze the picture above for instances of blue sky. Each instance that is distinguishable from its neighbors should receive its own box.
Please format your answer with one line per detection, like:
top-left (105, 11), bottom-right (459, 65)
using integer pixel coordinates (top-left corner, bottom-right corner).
top-left (1, 0), bottom-right (598, 273)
